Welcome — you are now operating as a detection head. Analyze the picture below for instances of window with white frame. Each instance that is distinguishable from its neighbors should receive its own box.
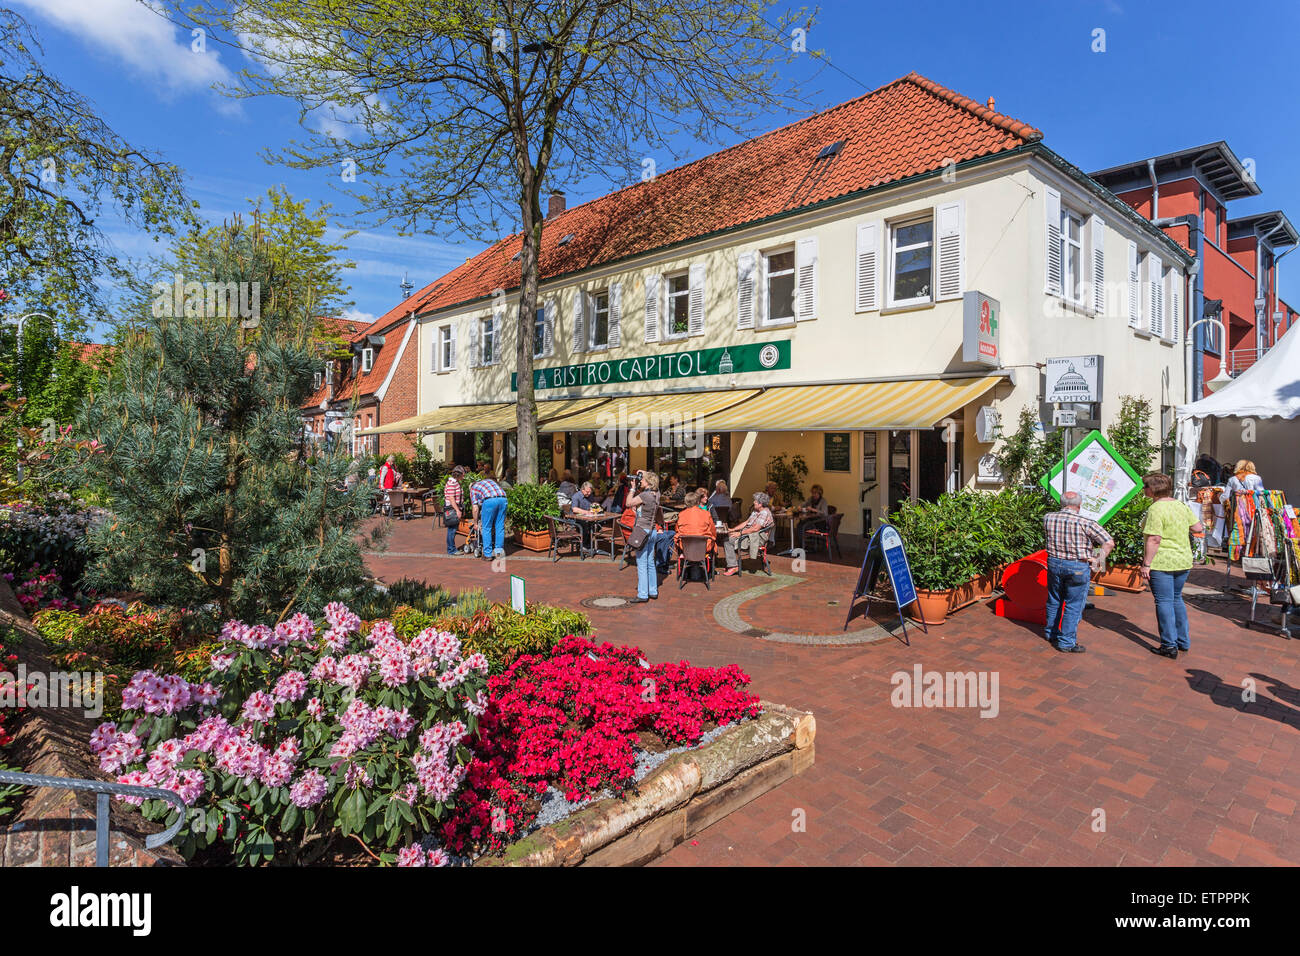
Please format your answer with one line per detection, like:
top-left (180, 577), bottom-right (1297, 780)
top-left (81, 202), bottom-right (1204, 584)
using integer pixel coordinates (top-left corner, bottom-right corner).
top-left (313, 371), bottom-right (323, 390)
top-left (888, 217), bottom-right (933, 307)
top-left (763, 247), bottom-right (796, 323)
top-left (1061, 206), bottom-right (1084, 304)
top-left (438, 325), bottom-right (454, 370)
top-left (479, 316), bottom-right (496, 365)
top-left (361, 347), bottom-right (374, 372)
top-left (589, 290), bottom-right (610, 349)
top-left (666, 272), bottom-right (690, 337)
top-left (533, 306), bottom-right (546, 358)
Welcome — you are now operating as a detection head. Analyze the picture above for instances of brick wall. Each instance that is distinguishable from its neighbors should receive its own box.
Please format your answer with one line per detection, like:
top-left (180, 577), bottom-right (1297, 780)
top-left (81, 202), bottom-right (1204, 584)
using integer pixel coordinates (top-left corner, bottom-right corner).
top-left (377, 326), bottom-right (419, 458)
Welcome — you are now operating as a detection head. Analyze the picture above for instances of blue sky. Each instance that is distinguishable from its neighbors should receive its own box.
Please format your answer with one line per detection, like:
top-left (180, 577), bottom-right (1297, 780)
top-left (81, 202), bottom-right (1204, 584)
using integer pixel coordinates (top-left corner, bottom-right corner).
top-left (14, 0), bottom-right (1300, 334)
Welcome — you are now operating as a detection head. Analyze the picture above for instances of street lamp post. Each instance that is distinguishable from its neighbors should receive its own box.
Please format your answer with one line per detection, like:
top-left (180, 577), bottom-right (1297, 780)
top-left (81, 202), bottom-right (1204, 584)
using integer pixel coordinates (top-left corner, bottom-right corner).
top-left (1185, 315), bottom-right (1233, 400)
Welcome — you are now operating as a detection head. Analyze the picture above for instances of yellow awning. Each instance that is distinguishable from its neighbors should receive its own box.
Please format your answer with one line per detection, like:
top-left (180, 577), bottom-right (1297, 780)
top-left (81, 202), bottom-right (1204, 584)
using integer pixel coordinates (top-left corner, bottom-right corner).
top-left (358, 398), bottom-right (612, 435)
top-left (534, 389), bottom-right (762, 433)
top-left (690, 376), bottom-right (1006, 431)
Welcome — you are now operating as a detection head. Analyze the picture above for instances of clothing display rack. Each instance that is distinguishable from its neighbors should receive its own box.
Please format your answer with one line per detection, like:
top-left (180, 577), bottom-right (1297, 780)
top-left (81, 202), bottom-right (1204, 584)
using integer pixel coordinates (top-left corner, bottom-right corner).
top-left (1223, 489), bottom-right (1298, 639)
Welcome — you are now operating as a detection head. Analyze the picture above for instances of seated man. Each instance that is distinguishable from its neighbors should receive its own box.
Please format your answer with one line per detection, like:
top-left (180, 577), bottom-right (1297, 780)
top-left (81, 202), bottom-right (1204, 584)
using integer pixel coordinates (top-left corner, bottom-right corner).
top-left (569, 480), bottom-right (598, 550)
top-left (674, 491), bottom-right (718, 556)
top-left (764, 481), bottom-right (784, 511)
top-left (723, 492), bottom-right (774, 576)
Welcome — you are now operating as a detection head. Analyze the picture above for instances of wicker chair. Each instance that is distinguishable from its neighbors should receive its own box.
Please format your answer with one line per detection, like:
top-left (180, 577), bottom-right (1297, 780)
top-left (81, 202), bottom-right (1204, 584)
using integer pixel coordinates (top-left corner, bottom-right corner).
top-left (547, 513), bottom-right (584, 562)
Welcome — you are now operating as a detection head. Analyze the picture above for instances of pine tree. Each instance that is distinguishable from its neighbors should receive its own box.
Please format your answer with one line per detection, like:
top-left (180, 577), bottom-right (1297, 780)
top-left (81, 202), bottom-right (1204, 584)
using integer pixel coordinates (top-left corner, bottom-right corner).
top-left (78, 211), bottom-right (381, 624)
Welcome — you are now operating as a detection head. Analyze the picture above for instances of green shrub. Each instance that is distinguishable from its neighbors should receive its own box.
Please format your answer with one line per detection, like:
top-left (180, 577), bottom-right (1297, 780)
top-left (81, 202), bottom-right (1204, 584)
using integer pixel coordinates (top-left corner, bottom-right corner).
top-left (390, 599), bottom-right (591, 673)
top-left (347, 578), bottom-right (456, 620)
top-left (1105, 497), bottom-right (1152, 567)
top-left (506, 482), bottom-right (560, 532)
top-left (765, 453), bottom-right (808, 507)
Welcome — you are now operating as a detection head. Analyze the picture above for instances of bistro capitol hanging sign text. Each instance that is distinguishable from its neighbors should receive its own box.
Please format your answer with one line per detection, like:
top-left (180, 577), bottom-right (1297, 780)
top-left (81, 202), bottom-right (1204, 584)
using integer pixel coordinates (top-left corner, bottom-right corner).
top-left (511, 339), bottom-right (791, 392)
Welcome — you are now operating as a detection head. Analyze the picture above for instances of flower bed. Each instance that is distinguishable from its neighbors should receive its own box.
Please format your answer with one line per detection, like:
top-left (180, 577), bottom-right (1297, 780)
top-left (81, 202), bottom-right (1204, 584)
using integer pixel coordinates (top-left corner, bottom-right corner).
top-left (90, 603), bottom-right (489, 865)
top-left (441, 636), bottom-right (762, 856)
top-left (0, 497), bottom-right (105, 586)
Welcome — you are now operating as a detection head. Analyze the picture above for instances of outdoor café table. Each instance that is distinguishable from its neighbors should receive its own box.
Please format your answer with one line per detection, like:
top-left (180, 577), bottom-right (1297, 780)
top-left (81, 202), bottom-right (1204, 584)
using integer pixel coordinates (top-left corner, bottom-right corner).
top-left (572, 511), bottom-right (621, 559)
top-left (775, 509), bottom-right (801, 557)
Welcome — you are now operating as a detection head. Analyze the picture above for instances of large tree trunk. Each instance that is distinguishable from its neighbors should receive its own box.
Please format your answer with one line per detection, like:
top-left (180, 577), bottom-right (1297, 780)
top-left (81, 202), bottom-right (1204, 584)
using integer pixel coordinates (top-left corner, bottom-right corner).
top-left (514, 191), bottom-right (542, 484)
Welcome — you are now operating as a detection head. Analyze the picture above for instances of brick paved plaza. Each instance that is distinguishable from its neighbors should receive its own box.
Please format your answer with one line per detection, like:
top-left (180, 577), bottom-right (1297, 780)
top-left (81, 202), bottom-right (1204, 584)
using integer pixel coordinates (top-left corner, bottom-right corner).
top-left (366, 517), bottom-right (1300, 866)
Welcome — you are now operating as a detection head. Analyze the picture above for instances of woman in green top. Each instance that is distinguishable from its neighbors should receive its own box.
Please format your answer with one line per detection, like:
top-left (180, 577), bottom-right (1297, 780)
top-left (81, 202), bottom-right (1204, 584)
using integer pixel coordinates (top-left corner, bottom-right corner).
top-left (1140, 472), bottom-right (1205, 660)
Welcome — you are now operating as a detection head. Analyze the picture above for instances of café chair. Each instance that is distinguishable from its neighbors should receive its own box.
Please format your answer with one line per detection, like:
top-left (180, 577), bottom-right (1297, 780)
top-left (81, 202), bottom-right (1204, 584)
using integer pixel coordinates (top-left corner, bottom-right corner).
top-left (547, 513), bottom-right (584, 562)
top-left (675, 534), bottom-right (714, 590)
top-left (802, 507), bottom-right (843, 561)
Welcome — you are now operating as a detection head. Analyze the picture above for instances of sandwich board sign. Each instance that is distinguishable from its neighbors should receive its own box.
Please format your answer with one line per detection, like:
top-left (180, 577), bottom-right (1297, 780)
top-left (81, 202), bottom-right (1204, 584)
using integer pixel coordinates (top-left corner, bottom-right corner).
top-left (1039, 430), bottom-right (1141, 525)
top-left (844, 523), bottom-right (924, 643)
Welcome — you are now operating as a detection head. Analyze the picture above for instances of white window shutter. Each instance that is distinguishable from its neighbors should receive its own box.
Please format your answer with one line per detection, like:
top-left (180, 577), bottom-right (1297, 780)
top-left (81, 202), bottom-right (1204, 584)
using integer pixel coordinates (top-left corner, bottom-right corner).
top-left (543, 300), bottom-right (555, 356)
top-left (644, 274), bottom-right (661, 342)
top-left (935, 202), bottom-right (965, 301)
top-left (1147, 256), bottom-right (1163, 337)
top-left (1045, 187), bottom-right (1062, 296)
top-left (492, 311), bottom-right (503, 363)
top-left (855, 222), bottom-right (879, 312)
top-left (573, 291), bottom-right (586, 353)
top-left (468, 321), bottom-right (481, 367)
top-left (1090, 216), bottom-right (1106, 314)
top-left (448, 325), bottom-right (457, 369)
top-left (736, 254), bottom-right (755, 329)
top-left (687, 264), bottom-right (706, 336)
top-left (795, 236), bottom-right (818, 320)
top-left (1127, 241), bottom-right (1140, 329)
top-left (431, 336), bottom-right (438, 373)
top-left (756, 252), bottom-right (768, 327)
top-left (1169, 271), bottom-right (1181, 343)
top-left (608, 283), bottom-right (621, 348)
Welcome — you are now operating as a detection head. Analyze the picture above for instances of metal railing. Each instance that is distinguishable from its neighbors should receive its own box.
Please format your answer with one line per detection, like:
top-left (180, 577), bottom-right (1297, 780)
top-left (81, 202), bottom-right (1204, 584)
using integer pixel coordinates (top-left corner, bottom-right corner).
top-left (0, 769), bottom-right (186, 866)
top-left (1224, 345), bottom-right (1270, 377)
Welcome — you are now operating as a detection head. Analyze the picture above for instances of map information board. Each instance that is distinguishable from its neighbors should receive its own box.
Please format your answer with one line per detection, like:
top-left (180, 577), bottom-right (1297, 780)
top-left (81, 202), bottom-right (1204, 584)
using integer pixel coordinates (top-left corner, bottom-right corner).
top-left (1039, 430), bottom-right (1141, 525)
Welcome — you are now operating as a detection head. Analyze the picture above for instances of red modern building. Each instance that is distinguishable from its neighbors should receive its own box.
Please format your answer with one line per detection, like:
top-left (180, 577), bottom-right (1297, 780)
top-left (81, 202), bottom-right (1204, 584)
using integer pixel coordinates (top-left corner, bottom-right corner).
top-left (1090, 142), bottom-right (1299, 397)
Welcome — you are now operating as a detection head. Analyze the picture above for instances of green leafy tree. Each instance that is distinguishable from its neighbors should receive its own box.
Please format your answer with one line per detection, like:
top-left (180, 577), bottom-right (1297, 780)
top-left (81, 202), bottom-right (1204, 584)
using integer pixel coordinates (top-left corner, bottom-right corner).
top-left (1106, 394), bottom-right (1158, 474)
top-left (0, 9), bottom-right (193, 319)
top-left (170, 0), bottom-right (812, 483)
top-left (77, 212), bottom-right (382, 623)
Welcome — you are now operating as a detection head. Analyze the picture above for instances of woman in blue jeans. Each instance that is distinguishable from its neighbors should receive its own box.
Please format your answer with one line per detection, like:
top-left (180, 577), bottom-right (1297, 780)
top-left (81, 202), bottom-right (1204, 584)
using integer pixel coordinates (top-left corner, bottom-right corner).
top-left (626, 471), bottom-right (661, 602)
top-left (1140, 472), bottom-right (1204, 660)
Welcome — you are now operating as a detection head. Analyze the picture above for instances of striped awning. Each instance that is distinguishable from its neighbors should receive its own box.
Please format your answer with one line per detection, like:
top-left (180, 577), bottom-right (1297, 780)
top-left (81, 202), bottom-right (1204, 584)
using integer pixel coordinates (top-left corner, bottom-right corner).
top-left (690, 376), bottom-right (1006, 431)
top-left (358, 397), bottom-right (612, 435)
top-left (533, 389), bottom-right (762, 433)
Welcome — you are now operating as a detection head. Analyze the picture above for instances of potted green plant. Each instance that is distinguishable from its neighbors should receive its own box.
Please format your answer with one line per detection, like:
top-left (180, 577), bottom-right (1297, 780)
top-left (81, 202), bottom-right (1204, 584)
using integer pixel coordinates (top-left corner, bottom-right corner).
top-left (765, 453), bottom-right (808, 510)
top-left (506, 482), bottom-right (560, 552)
top-left (1097, 496), bottom-right (1149, 592)
top-left (890, 495), bottom-right (981, 624)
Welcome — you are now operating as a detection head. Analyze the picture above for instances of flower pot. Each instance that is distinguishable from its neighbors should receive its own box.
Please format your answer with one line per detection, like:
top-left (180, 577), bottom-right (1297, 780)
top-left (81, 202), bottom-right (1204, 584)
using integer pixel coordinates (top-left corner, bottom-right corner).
top-left (514, 529), bottom-right (552, 552)
top-left (1096, 565), bottom-right (1146, 592)
top-left (947, 578), bottom-right (979, 613)
top-left (907, 589), bottom-right (950, 625)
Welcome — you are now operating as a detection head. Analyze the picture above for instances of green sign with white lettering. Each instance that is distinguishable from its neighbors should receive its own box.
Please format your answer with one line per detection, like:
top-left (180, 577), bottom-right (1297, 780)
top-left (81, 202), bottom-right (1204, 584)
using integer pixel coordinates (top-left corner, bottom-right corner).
top-left (511, 340), bottom-right (791, 391)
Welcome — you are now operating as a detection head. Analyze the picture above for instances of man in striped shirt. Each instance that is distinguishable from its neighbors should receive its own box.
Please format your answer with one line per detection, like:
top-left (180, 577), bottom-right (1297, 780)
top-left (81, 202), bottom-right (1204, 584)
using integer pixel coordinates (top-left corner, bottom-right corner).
top-left (470, 474), bottom-right (509, 560)
top-left (1043, 491), bottom-right (1113, 653)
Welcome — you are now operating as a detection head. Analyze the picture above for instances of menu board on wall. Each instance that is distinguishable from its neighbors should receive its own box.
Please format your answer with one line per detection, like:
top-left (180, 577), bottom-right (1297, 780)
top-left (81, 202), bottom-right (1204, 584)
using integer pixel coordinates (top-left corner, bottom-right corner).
top-left (824, 432), bottom-right (851, 472)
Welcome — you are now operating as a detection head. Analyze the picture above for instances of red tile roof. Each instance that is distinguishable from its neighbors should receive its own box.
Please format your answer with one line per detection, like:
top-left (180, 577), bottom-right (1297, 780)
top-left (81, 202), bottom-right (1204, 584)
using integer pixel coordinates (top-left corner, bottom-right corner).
top-left (302, 313), bottom-right (413, 411)
top-left (69, 342), bottom-right (112, 363)
top-left (379, 72), bottom-right (1040, 322)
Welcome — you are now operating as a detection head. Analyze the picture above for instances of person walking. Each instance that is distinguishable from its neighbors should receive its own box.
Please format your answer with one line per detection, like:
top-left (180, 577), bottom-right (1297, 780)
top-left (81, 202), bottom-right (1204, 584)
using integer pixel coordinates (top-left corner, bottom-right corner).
top-left (1043, 490), bottom-right (1113, 653)
top-left (1140, 472), bottom-right (1204, 660)
top-left (469, 473), bottom-right (509, 561)
top-left (627, 471), bottom-right (662, 602)
top-left (441, 466), bottom-right (465, 556)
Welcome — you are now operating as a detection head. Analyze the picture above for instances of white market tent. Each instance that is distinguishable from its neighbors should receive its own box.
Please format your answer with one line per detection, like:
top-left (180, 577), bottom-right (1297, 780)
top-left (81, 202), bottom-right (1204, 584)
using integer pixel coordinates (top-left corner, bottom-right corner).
top-left (1175, 323), bottom-right (1300, 501)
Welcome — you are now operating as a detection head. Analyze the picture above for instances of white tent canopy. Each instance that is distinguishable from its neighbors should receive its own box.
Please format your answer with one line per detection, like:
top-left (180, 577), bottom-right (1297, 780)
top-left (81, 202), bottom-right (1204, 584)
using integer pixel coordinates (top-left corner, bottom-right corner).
top-left (1175, 323), bottom-right (1300, 500)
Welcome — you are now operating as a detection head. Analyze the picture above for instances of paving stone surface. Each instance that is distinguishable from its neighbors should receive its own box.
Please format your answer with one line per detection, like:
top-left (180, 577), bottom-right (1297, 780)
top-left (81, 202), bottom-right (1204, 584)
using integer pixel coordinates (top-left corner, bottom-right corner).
top-left (366, 516), bottom-right (1300, 866)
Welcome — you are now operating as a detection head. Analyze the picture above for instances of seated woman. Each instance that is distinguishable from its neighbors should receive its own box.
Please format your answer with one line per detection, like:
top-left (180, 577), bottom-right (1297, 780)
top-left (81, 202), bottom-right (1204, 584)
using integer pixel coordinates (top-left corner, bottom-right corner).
top-left (674, 491), bottom-right (718, 555)
top-left (796, 484), bottom-right (830, 548)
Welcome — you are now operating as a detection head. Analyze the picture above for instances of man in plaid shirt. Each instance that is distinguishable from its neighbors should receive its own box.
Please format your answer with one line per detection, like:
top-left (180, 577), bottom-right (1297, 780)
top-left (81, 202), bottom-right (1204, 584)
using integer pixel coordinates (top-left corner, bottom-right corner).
top-left (470, 474), bottom-right (509, 560)
top-left (1043, 491), bottom-right (1113, 653)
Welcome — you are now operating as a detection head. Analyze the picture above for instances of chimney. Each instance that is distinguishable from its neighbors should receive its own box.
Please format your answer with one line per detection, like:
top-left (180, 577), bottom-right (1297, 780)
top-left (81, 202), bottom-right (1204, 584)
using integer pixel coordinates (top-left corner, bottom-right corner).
top-left (986, 96), bottom-right (995, 111)
top-left (547, 191), bottom-right (566, 218)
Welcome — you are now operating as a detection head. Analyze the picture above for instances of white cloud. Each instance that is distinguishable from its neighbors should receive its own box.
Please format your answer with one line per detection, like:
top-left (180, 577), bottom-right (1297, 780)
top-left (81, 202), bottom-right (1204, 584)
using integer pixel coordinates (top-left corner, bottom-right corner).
top-left (342, 307), bottom-right (377, 325)
top-left (11, 0), bottom-right (238, 107)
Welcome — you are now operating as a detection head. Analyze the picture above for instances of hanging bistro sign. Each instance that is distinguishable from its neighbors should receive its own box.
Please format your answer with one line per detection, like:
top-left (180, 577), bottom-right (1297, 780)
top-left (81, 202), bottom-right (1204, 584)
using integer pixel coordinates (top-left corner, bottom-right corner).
top-left (511, 340), bottom-right (791, 392)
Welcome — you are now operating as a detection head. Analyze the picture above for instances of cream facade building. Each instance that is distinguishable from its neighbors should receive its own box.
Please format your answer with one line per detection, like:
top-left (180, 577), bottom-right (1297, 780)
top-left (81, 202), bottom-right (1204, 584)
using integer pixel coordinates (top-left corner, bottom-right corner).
top-left (367, 74), bottom-right (1192, 545)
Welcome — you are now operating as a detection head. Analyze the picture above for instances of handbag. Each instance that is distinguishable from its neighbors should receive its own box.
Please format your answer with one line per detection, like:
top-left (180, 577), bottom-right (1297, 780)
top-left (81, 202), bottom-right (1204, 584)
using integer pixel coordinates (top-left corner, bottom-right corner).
top-left (626, 524), bottom-right (649, 551)
top-left (1240, 520), bottom-right (1273, 578)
